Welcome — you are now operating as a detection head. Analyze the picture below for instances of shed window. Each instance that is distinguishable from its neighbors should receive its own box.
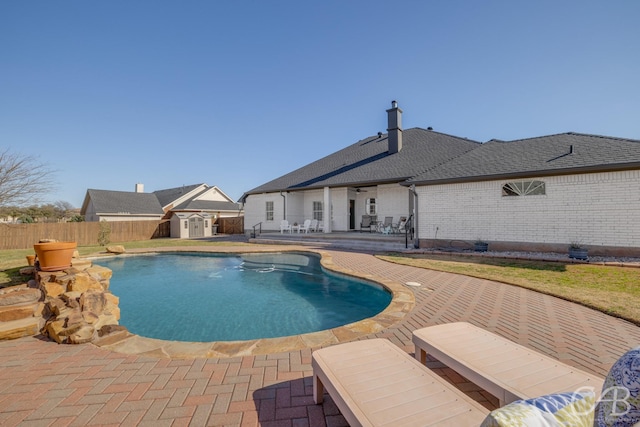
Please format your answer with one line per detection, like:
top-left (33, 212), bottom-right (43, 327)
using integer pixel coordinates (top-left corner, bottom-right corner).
top-left (502, 180), bottom-right (546, 196)
top-left (265, 201), bottom-right (274, 221)
top-left (312, 201), bottom-right (323, 221)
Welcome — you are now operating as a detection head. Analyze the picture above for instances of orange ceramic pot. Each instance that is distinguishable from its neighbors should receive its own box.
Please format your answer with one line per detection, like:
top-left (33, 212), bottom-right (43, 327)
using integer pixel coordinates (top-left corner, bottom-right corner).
top-left (33, 242), bottom-right (77, 272)
top-left (26, 255), bottom-right (36, 266)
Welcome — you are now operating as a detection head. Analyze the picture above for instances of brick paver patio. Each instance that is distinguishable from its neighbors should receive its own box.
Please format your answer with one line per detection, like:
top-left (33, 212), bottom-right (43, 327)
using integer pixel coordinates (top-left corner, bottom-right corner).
top-left (1, 247), bottom-right (639, 426)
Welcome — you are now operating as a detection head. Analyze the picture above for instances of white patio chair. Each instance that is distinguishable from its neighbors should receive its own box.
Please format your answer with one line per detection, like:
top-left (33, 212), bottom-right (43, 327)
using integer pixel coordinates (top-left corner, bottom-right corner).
top-left (280, 220), bottom-right (292, 234)
top-left (310, 219), bottom-right (318, 232)
top-left (298, 219), bottom-right (312, 233)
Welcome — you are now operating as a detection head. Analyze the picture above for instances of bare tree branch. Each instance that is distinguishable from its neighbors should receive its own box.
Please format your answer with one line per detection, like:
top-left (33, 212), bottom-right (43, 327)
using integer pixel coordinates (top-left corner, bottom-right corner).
top-left (0, 149), bottom-right (57, 207)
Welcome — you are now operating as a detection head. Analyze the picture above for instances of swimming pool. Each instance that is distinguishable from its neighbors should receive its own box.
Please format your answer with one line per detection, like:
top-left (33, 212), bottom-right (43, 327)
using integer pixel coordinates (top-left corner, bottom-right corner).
top-left (96, 252), bottom-right (392, 342)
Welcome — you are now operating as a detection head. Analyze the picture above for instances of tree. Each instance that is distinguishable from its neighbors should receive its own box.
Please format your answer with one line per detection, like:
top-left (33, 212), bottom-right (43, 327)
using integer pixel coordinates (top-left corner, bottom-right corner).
top-left (0, 148), bottom-right (57, 207)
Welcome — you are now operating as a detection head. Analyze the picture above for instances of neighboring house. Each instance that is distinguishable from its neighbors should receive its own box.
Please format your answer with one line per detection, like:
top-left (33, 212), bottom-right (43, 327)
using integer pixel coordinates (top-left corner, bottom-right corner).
top-left (242, 101), bottom-right (640, 256)
top-left (81, 183), bottom-right (243, 239)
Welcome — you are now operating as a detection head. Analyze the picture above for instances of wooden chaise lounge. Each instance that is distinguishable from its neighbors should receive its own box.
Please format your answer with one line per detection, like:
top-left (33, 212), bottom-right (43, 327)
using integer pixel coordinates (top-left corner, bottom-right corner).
top-left (412, 322), bottom-right (604, 406)
top-left (312, 338), bottom-right (489, 427)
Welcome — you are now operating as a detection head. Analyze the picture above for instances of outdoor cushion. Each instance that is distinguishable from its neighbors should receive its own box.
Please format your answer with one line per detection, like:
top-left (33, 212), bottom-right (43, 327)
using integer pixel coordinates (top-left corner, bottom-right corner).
top-left (594, 346), bottom-right (640, 427)
top-left (480, 391), bottom-right (595, 427)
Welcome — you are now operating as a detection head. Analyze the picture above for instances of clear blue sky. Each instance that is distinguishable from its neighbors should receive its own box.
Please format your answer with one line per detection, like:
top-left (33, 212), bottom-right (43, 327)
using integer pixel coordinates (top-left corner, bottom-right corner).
top-left (2, 1), bottom-right (639, 208)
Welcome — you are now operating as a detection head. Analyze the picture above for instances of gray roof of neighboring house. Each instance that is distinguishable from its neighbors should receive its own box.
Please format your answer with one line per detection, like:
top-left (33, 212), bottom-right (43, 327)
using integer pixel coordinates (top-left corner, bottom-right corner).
top-left (244, 128), bottom-right (480, 196)
top-left (83, 184), bottom-right (242, 216)
top-left (406, 132), bottom-right (640, 185)
top-left (153, 184), bottom-right (204, 207)
top-left (84, 189), bottom-right (164, 215)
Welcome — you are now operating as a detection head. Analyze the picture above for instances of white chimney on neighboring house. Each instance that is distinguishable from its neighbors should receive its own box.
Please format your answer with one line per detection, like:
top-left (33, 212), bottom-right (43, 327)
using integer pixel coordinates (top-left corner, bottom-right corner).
top-left (135, 183), bottom-right (144, 193)
top-left (386, 100), bottom-right (403, 154)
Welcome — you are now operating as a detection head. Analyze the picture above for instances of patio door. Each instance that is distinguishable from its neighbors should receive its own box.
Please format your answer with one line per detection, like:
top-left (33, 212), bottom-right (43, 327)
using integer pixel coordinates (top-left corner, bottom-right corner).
top-left (189, 217), bottom-right (204, 238)
top-left (349, 200), bottom-right (355, 230)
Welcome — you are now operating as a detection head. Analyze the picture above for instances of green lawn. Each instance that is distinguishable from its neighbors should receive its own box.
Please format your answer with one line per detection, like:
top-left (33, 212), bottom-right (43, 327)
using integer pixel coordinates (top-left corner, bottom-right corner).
top-left (377, 253), bottom-right (640, 326)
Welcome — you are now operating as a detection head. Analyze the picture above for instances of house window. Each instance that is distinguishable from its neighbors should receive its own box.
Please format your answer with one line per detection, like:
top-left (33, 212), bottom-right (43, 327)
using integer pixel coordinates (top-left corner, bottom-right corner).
top-left (502, 180), bottom-right (546, 196)
top-left (266, 201), bottom-right (274, 221)
top-left (205, 220), bottom-right (208, 228)
top-left (313, 201), bottom-right (323, 221)
top-left (184, 220), bottom-right (188, 229)
top-left (365, 198), bottom-right (377, 214)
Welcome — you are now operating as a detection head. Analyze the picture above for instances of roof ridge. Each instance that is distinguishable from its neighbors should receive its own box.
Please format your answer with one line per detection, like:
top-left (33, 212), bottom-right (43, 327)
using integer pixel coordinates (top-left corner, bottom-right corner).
top-left (412, 127), bottom-right (482, 144)
top-left (496, 132), bottom-right (640, 144)
top-left (565, 132), bottom-right (640, 143)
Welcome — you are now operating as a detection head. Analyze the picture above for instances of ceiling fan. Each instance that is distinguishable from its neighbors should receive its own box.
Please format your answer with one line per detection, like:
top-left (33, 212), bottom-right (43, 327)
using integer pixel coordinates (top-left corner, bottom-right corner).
top-left (349, 187), bottom-right (368, 193)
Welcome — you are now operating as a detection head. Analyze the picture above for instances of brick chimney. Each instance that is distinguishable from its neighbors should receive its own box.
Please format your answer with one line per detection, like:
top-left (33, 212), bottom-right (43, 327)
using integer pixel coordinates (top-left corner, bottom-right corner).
top-left (386, 100), bottom-right (403, 154)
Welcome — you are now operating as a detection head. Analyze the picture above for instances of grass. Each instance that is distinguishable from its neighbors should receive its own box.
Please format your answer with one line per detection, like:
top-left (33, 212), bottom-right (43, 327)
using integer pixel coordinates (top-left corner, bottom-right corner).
top-left (0, 238), bottom-right (250, 288)
top-left (377, 253), bottom-right (640, 325)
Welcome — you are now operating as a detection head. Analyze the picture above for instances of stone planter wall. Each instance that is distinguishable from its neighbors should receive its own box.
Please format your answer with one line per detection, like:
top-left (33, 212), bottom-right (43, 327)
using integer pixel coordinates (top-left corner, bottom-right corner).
top-left (0, 258), bottom-right (122, 344)
top-left (0, 283), bottom-right (46, 340)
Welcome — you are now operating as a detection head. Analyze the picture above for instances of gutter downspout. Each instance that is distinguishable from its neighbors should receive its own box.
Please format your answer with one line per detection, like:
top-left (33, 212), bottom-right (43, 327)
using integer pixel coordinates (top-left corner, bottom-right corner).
top-left (280, 191), bottom-right (286, 220)
top-left (410, 184), bottom-right (419, 249)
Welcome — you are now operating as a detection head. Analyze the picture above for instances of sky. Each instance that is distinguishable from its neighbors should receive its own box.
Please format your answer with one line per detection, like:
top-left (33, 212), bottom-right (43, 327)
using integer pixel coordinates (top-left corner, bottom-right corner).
top-left (2, 1), bottom-right (639, 208)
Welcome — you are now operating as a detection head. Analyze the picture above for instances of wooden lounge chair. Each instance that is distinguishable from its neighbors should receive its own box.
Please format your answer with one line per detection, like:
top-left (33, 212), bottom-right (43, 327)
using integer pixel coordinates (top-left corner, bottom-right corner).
top-left (312, 338), bottom-right (489, 427)
top-left (412, 322), bottom-right (603, 406)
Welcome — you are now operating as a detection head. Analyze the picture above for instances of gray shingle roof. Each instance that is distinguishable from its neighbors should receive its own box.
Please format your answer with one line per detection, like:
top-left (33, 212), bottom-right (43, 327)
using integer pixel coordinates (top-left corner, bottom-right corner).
top-left (83, 184), bottom-right (241, 216)
top-left (153, 184), bottom-right (204, 207)
top-left (406, 132), bottom-right (640, 185)
top-left (244, 128), bottom-right (480, 195)
top-left (85, 189), bottom-right (164, 215)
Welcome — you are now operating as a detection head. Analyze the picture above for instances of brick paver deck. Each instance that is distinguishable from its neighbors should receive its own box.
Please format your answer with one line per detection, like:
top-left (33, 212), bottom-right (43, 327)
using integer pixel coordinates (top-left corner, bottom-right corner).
top-left (2, 247), bottom-right (640, 426)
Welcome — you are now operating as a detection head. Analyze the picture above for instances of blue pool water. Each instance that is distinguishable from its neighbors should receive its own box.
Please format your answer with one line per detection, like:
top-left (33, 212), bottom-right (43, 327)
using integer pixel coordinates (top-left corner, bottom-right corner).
top-left (96, 252), bottom-right (391, 342)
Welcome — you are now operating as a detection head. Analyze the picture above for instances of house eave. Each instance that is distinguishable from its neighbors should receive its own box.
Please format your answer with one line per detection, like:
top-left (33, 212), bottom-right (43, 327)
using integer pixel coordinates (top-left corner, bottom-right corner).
top-left (406, 162), bottom-right (640, 186)
top-left (245, 178), bottom-right (413, 197)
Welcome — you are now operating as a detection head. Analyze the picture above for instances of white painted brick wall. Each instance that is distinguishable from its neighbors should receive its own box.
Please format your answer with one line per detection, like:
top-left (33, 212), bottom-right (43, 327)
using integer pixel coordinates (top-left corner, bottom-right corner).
top-left (418, 170), bottom-right (640, 247)
top-left (243, 194), bottom-right (284, 231)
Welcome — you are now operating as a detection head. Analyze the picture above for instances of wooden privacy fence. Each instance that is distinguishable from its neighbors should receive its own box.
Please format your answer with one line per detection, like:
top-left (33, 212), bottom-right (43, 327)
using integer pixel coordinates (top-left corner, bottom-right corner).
top-left (217, 217), bottom-right (244, 235)
top-left (0, 221), bottom-right (170, 250)
top-left (1, 217), bottom-right (244, 250)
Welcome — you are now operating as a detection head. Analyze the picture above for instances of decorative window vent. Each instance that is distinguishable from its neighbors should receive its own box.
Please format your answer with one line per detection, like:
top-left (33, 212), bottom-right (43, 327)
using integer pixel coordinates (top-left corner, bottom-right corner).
top-left (502, 180), bottom-right (546, 196)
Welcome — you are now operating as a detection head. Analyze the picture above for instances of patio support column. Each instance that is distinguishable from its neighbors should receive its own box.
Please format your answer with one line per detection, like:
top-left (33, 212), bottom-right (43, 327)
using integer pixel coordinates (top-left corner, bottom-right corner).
top-left (323, 187), bottom-right (331, 233)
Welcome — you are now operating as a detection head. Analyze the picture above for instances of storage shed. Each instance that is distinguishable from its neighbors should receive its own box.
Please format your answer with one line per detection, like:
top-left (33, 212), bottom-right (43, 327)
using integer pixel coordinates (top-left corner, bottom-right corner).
top-left (170, 212), bottom-right (214, 239)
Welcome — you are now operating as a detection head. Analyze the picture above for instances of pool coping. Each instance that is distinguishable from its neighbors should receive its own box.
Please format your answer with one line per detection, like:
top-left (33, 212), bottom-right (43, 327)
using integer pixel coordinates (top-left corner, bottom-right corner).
top-left (89, 245), bottom-right (416, 358)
